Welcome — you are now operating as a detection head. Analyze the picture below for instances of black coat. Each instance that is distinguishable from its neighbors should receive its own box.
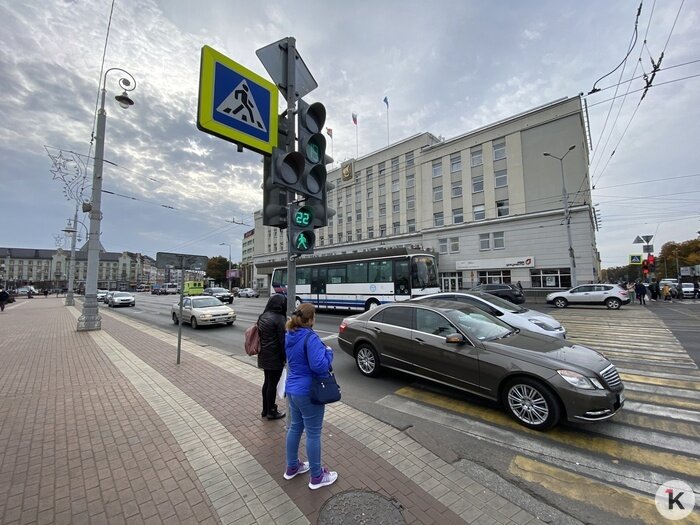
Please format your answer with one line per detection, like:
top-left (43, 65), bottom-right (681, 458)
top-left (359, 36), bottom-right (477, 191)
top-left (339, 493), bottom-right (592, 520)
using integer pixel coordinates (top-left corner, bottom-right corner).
top-left (257, 294), bottom-right (287, 371)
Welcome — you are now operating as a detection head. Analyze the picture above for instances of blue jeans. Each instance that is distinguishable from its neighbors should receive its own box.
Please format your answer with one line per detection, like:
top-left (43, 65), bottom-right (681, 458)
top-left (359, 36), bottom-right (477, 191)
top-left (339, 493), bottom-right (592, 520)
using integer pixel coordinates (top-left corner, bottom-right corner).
top-left (286, 394), bottom-right (325, 478)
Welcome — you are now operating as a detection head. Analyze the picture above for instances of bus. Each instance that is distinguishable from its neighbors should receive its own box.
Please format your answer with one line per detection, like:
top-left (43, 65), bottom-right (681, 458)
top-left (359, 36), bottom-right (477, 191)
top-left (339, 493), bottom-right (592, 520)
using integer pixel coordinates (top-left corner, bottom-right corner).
top-left (270, 247), bottom-right (440, 311)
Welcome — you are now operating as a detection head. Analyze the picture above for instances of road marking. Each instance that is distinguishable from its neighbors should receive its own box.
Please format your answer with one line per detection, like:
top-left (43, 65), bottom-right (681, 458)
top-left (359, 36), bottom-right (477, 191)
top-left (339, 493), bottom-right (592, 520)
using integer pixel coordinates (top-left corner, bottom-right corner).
top-left (624, 390), bottom-right (700, 410)
top-left (620, 373), bottom-right (700, 391)
top-left (508, 456), bottom-right (700, 525)
top-left (394, 387), bottom-right (700, 477)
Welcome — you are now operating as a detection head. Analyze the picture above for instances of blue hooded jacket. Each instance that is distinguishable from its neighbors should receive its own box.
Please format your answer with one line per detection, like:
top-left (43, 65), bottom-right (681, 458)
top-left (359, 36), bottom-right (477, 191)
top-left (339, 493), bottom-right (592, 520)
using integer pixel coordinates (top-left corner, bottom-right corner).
top-left (285, 327), bottom-right (333, 396)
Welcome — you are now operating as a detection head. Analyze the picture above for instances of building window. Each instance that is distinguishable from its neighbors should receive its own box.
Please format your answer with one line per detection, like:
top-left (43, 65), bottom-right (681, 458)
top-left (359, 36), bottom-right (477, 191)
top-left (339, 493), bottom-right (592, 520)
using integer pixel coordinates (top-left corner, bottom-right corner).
top-left (530, 268), bottom-right (571, 288)
top-left (408, 219), bottom-right (416, 233)
top-left (406, 151), bottom-right (414, 167)
top-left (451, 181), bottom-right (462, 198)
top-left (471, 148), bottom-right (483, 167)
top-left (434, 212), bottom-right (444, 227)
top-left (453, 208), bottom-right (464, 224)
top-left (479, 233), bottom-right (490, 250)
top-left (378, 162), bottom-right (386, 177)
top-left (367, 206), bottom-right (374, 219)
top-left (392, 200), bottom-right (400, 213)
top-left (493, 231), bottom-right (505, 249)
top-left (495, 169), bottom-right (508, 188)
top-left (368, 188), bottom-right (374, 200)
top-left (406, 174), bottom-right (415, 188)
top-left (473, 204), bottom-right (485, 221)
top-left (337, 195), bottom-right (343, 207)
top-left (356, 229), bottom-right (362, 241)
top-left (493, 138), bottom-right (506, 160)
top-left (438, 238), bottom-right (448, 254)
top-left (338, 233), bottom-right (343, 243)
top-left (366, 167), bottom-right (373, 181)
top-left (338, 215), bottom-right (343, 225)
top-left (356, 189), bottom-right (362, 203)
top-left (433, 186), bottom-right (443, 202)
top-left (356, 209), bottom-right (362, 221)
top-left (478, 270), bottom-right (512, 284)
top-left (432, 160), bottom-right (442, 178)
top-left (407, 196), bottom-right (415, 210)
top-left (391, 157), bottom-right (399, 175)
top-left (379, 183), bottom-right (386, 197)
top-left (392, 179), bottom-right (400, 192)
top-left (393, 222), bottom-right (400, 235)
top-left (346, 211), bottom-right (352, 223)
top-left (380, 225), bottom-right (386, 237)
top-left (450, 237), bottom-right (459, 253)
top-left (450, 154), bottom-right (461, 173)
top-left (496, 199), bottom-right (509, 217)
top-left (368, 227), bottom-right (374, 239)
top-left (472, 175), bottom-right (484, 193)
top-left (379, 203), bottom-right (386, 216)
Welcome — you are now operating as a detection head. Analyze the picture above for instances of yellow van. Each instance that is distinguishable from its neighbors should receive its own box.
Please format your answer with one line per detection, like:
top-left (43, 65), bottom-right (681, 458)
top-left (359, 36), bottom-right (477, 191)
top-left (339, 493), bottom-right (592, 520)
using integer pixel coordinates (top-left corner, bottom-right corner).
top-left (184, 281), bottom-right (204, 296)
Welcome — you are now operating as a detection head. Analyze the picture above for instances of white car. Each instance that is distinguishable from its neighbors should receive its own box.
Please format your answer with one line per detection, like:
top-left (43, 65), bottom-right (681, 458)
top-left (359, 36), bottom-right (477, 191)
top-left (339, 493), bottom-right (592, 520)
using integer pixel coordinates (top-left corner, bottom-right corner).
top-left (171, 296), bottom-right (236, 328)
top-left (97, 289), bottom-right (109, 300)
top-left (547, 284), bottom-right (630, 309)
top-left (412, 292), bottom-right (567, 339)
top-left (108, 291), bottom-right (135, 307)
top-left (238, 288), bottom-right (259, 298)
top-left (681, 283), bottom-right (695, 298)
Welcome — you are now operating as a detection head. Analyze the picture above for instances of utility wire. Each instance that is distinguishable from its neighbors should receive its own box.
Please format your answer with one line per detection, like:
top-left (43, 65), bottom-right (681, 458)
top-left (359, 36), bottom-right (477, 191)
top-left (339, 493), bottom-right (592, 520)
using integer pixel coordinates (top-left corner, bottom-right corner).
top-left (582, 59), bottom-right (700, 96)
top-left (586, 73), bottom-right (700, 108)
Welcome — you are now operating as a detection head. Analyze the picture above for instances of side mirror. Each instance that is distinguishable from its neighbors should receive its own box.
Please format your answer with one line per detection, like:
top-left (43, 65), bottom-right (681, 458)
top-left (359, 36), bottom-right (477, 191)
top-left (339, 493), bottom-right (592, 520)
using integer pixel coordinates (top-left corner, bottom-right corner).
top-left (445, 333), bottom-right (466, 344)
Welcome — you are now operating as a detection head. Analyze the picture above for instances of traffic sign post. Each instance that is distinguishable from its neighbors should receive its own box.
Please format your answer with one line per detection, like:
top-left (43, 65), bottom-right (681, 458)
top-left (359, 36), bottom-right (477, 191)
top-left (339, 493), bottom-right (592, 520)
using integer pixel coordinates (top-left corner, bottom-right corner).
top-left (197, 45), bottom-right (278, 155)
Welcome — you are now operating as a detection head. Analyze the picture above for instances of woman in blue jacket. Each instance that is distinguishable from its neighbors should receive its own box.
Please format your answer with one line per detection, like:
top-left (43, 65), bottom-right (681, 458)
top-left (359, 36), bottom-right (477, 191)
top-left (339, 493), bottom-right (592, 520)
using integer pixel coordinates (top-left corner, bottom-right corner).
top-left (283, 303), bottom-right (338, 490)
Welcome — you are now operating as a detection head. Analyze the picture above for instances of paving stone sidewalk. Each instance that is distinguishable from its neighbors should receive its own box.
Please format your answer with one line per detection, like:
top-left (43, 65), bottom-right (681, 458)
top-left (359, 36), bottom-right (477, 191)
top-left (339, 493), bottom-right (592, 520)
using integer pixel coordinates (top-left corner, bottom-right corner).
top-left (0, 299), bottom-right (540, 524)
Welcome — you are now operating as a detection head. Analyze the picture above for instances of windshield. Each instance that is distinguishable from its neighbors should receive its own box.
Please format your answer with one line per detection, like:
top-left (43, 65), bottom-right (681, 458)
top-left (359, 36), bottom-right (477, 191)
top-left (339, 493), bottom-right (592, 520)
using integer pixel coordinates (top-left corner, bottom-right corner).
top-left (192, 297), bottom-right (223, 308)
top-left (472, 292), bottom-right (526, 313)
top-left (411, 256), bottom-right (439, 290)
top-left (114, 292), bottom-right (130, 297)
top-left (210, 288), bottom-right (227, 293)
top-left (450, 309), bottom-right (513, 341)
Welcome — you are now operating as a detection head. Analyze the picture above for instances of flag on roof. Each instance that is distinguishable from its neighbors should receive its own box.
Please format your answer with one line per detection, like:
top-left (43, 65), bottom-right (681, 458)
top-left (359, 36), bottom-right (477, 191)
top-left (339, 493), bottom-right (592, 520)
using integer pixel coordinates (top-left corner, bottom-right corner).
top-left (352, 113), bottom-right (358, 125)
top-left (326, 127), bottom-right (333, 138)
top-left (383, 96), bottom-right (389, 108)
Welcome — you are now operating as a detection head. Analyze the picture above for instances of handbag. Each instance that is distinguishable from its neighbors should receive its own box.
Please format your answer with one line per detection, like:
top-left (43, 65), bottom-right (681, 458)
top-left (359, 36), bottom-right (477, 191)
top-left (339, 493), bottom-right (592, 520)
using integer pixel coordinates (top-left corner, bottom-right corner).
top-left (304, 333), bottom-right (341, 405)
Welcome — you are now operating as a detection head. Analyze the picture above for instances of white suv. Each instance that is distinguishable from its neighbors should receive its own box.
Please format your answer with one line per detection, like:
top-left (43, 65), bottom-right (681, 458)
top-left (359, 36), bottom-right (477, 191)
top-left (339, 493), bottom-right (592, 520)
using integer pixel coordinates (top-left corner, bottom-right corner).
top-left (546, 284), bottom-right (630, 309)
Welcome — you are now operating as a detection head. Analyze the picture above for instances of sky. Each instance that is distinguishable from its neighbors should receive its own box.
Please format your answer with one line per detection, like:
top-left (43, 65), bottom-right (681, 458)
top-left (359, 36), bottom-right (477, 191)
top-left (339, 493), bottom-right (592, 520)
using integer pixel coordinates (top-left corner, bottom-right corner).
top-left (0, 0), bottom-right (698, 268)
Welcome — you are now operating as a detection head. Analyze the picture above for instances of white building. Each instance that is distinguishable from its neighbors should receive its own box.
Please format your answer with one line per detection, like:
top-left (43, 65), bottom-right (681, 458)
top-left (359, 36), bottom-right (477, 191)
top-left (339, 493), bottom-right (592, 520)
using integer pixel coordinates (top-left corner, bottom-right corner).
top-left (253, 96), bottom-right (599, 291)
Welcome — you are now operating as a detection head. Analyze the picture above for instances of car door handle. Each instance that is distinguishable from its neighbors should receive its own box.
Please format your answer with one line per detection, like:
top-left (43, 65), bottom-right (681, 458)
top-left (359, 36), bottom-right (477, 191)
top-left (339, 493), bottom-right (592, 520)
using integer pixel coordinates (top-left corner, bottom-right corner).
top-left (372, 327), bottom-right (382, 333)
top-left (414, 337), bottom-right (425, 344)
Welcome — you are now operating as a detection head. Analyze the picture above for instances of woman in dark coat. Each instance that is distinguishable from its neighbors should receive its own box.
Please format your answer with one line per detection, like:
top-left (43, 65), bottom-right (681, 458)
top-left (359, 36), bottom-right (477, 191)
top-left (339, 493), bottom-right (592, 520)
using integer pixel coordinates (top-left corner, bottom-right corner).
top-left (257, 294), bottom-right (287, 419)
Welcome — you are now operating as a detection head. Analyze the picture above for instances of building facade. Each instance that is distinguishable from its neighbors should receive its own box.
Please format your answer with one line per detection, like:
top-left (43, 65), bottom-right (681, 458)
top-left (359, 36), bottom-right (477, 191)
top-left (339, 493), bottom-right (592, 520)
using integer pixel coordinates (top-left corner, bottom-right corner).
top-left (252, 96), bottom-right (600, 292)
top-left (240, 229), bottom-right (256, 288)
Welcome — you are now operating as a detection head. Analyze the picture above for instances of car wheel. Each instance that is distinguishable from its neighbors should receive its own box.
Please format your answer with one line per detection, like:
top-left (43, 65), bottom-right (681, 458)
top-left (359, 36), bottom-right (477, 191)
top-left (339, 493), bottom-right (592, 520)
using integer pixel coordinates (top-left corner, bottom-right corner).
top-left (605, 297), bottom-right (622, 309)
top-left (191, 317), bottom-right (198, 329)
top-left (553, 297), bottom-right (568, 308)
top-left (355, 343), bottom-right (380, 377)
top-left (172, 313), bottom-right (179, 325)
top-left (365, 299), bottom-right (380, 311)
top-left (503, 377), bottom-right (561, 431)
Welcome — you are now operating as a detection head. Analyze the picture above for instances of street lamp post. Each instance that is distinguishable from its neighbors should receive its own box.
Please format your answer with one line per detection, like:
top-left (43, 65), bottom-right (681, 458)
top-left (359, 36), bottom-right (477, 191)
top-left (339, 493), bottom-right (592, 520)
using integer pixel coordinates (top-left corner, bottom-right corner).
top-left (219, 242), bottom-right (232, 290)
top-left (78, 68), bottom-right (136, 331)
top-left (543, 145), bottom-right (578, 287)
top-left (62, 217), bottom-right (89, 305)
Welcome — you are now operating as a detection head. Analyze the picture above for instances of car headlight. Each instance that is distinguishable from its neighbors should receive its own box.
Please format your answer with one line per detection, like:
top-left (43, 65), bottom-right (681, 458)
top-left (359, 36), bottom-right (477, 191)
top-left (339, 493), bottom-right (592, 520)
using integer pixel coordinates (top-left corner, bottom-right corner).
top-left (529, 319), bottom-right (557, 331)
top-left (557, 369), bottom-right (602, 390)
top-left (201, 314), bottom-right (212, 319)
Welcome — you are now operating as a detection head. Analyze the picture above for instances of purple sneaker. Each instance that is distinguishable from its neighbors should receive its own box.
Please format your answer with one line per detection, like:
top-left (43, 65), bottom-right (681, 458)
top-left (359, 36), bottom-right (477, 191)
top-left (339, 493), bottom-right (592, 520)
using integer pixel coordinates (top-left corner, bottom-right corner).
top-left (283, 460), bottom-right (310, 480)
top-left (308, 467), bottom-right (338, 490)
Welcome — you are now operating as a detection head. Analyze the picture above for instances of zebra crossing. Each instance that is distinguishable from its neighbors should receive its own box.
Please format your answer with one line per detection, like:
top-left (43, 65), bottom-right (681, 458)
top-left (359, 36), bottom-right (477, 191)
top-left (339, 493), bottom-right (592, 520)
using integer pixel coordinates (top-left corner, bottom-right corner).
top-left (376, 305), bottom-right (700, 523)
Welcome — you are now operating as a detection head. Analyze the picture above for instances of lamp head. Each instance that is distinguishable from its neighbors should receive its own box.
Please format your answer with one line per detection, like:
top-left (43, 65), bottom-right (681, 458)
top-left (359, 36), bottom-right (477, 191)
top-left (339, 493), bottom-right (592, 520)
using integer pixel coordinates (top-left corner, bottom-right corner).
top-left (568, 144), bottom-right (576, 151)
top-left (115, 91), bottom-right (134, 109)
top-left (543, 152), bottom-right (551, 157)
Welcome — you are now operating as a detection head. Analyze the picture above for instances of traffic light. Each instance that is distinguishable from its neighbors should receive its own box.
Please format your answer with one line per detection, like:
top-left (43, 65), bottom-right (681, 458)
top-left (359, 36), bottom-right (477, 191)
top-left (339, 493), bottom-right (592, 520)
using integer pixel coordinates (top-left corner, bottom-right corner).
top-left (642, 260), bottom-right (649, 274)
top-left (306, 167), bottom-right (336, 228)
top-left (262, 156), bottom-right (288, 229)
top-left (647, 255), bottom-right (656, 272)
top-left (296, 99), bottom-right (327, 200)
top-left (289, 203), bottom-right (316, 255)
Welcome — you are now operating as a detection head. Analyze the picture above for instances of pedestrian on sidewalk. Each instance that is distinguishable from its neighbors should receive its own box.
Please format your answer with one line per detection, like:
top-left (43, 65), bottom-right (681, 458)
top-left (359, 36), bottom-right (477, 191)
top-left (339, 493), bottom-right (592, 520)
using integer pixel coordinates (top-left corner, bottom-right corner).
top-left (257, 293), bottom-right (287, 420)
top-left (634, 281), bottom-right (647, 305)
top-left (43, 289), bottom-right (49, 298)
top-left (0, 288), bottom-right (9, 312)
top-left (662, 283), bottom-right (671, 301)
top-left (283, 303), bottom-right (338, 490)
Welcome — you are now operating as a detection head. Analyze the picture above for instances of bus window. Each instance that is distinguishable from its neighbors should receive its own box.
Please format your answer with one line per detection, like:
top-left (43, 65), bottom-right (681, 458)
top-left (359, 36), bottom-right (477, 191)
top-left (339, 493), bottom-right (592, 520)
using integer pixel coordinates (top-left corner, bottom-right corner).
top-left (412, 256), bottom-right (439, 289)
top-left (369, 260), bottom-right (393, 282)
top-left (297, 267), bottom-right (311, 285)
top-left (394, 260), bottom-right (410, 295)
top-left (311, 268), bottom-right (327, 294)
top-left (327, 265), bottom-right (346, 284)
top-left (347, 262), bottom-right (368, 283)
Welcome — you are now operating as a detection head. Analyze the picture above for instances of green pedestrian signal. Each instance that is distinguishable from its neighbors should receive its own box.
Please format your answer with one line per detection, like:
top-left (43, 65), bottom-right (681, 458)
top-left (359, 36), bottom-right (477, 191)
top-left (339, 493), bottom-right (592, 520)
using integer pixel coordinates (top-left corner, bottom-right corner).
top-left (290, 204), bottom-right (315, 255)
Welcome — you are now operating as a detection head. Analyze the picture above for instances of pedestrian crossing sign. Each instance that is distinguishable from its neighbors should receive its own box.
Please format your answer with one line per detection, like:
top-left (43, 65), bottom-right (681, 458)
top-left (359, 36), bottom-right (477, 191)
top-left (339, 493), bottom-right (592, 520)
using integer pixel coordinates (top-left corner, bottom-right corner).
top-left (197, 45), bottom-right (278, 155)
top-left (629, 254), bottom-right (642, 265)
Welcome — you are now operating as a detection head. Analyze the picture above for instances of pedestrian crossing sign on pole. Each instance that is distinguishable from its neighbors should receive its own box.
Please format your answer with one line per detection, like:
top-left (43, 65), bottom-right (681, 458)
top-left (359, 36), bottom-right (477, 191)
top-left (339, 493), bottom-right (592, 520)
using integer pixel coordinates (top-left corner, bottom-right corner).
top-left (629, 254), bottom-right (643, 265)
top-left (197, 45), bottom-right (278, 155)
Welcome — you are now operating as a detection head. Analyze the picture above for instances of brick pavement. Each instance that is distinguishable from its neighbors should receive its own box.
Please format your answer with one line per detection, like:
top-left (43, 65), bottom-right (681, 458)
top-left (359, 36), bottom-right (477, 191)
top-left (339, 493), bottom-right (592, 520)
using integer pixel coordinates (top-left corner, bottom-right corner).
top-left (0, 299), bottom-right (541, 524)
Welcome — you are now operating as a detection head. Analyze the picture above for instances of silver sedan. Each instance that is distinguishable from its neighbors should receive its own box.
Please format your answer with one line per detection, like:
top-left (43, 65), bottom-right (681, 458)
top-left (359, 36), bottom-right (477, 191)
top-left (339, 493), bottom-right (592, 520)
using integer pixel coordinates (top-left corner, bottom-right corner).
top-left (171, 296), bottom-right (236, 328)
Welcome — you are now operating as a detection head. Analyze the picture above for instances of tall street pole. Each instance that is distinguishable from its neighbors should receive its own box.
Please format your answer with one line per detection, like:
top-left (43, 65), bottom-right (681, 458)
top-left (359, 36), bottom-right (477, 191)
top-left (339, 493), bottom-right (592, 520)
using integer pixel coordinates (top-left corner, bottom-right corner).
top-left (64, 207), bottom-right (79, 306)
top-left (219, 242), bottom-right (232, 290)
top-left (544, 145), bottom-right (578, 287)
top-left (78, 68), bottom-right (135, 331)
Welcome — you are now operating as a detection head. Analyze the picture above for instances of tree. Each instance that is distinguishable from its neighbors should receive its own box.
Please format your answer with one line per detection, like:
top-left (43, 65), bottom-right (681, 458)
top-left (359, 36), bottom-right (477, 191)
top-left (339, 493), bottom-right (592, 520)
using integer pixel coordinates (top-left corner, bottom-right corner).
top-left (206, 256), bottom-right (229, 285)
top-left (658, 239), bottom-right (700, 279)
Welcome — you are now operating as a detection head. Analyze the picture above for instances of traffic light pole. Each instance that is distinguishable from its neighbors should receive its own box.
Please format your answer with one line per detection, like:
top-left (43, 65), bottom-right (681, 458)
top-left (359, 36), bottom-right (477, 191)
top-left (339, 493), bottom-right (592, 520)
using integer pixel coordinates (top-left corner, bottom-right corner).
top-left (284, 37), bottom-right (297, 319)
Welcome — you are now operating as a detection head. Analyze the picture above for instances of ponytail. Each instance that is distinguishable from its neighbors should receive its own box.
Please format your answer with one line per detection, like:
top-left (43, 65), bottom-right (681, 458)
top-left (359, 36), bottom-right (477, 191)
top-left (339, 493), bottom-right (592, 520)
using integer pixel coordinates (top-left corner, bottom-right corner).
top-left (285, 302), bottom-right (315, 331)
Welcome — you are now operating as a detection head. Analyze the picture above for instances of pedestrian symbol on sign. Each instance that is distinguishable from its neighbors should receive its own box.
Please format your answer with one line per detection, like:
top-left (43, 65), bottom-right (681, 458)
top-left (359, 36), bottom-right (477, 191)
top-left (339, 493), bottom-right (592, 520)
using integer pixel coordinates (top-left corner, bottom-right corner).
top-left (216, 80), bottom-right (267, 132)
top-left (629, 254), bottom-right (643, 265)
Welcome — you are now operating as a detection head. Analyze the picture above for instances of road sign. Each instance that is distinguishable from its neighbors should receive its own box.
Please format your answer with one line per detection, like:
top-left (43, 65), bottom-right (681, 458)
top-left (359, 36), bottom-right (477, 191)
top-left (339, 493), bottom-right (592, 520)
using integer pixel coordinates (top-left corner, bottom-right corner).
top-left (629, 254), bottom-right (642, 265)
top-left (256, 37), bottom-right (318, 99)
top-left (641, 235), bottom-right (654, 244)
top-left (197, 45), bottom-right (278, 155)
top-left (642, 244), bottom-right (654, 253)
top-left (633, 236), bottom-right (645, 244)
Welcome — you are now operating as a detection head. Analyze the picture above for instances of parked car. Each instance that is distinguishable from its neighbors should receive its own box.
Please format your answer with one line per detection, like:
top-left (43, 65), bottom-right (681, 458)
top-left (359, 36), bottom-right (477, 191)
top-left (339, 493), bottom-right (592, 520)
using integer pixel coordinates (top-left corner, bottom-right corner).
top-left (151, 285), bottom-right (161, 295)
top-left (108, 291), bottom-right (135, 307)
top-left (338, 300), bottom-right (624, 430)
top-left (16, 286), bottom-right (39, 297)
top-left (203, 287), bottom-right (234, 303)
top-left (546, 284), bottom-right (630, 309)
top-left (680, 283), bottom-right (695, 298)
top-left (238, 288), bottom-right (259, 298)
top-left (412, 292), bottom-right (566, 339)
top-left (171, 296), bottom-right (236, 328)
top-left (469, 283), bottom-right (525, 304)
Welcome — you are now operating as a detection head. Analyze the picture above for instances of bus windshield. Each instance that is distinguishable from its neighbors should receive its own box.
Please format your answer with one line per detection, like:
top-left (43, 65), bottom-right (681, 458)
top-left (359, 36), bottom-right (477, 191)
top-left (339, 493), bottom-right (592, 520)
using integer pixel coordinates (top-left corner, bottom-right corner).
top-left (411, 256), bottom-right (439, 290)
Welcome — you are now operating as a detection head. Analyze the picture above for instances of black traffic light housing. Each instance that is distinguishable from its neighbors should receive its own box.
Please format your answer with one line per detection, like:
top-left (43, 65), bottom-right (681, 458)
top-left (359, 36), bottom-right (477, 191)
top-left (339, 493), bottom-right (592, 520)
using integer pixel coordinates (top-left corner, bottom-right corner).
top-left (642, 260), bottom-right (649, 274)
top-left (262, 157), bottom-right (288, 229)
top-left (296, 99), bottom-right (327, 200)
top-left (306, 177), bottom-right (336, 229)
top-left (289, 203), bottom-right (316, 255)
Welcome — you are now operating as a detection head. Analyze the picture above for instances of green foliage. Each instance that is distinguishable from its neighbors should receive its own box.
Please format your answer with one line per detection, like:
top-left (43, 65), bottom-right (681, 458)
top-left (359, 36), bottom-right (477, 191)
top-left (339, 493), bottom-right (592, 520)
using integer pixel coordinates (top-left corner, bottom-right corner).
top-left (206, 256), bottom-right (229, 284)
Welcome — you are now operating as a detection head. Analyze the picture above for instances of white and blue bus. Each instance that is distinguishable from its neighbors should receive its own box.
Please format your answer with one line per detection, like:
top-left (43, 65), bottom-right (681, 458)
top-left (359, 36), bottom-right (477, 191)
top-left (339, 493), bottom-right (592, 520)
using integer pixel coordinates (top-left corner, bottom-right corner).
top-left (270, 247), bottom-right (440, 311)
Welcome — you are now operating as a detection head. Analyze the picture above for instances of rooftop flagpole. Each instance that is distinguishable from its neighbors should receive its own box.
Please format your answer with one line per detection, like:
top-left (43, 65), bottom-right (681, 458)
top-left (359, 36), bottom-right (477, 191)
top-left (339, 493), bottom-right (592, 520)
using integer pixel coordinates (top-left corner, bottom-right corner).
top-left (384, 96), bottom-right (389, 146)
top-left (352, 112), bottom-right (358, 157)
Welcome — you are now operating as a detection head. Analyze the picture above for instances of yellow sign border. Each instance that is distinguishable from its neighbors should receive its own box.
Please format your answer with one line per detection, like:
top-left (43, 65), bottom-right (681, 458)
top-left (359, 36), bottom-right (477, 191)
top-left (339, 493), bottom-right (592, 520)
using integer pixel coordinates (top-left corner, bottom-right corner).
top-left (629, 254), bottom-right (643, 265)
top-left (197, 45), bottom-right (278, 154)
